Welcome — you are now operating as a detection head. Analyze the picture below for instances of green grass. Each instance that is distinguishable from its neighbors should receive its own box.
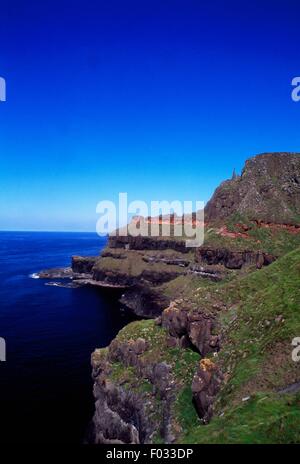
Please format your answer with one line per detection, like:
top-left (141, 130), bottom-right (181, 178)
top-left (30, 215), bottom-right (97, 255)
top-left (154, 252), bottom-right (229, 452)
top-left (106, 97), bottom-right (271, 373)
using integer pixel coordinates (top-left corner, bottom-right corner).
top-left (175, 385), bottom-right (200, 432)
top-left (205, 223), bottom-right (300, 255)
top-left (181, 392), bottom-right (300, 444)
top-left (215, 248), bottom-right (300, 404)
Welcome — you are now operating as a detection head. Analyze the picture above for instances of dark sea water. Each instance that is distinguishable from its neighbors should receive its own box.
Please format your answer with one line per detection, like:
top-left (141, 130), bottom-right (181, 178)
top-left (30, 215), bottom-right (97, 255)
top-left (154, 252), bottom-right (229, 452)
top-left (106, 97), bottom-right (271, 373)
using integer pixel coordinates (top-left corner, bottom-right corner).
top-left (0, 231), bottom-right (134, 443)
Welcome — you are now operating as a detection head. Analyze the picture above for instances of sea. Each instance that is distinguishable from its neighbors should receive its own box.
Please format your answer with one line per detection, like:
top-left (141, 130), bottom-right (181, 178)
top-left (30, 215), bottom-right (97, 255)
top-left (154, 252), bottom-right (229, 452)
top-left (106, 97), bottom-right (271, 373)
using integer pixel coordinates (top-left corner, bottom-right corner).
top-left (0, 231), bottom-right (134, 443)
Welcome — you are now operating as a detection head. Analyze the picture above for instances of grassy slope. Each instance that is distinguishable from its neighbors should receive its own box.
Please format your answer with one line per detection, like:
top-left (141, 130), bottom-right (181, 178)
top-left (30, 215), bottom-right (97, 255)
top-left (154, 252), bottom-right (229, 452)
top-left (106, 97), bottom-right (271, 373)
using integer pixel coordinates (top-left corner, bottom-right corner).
top-left (179, 247), bottom-right (300, 443)
top-left (101, 247), bottom-right (300, 444)
top-left (205, 222), bottom-right (300, 256)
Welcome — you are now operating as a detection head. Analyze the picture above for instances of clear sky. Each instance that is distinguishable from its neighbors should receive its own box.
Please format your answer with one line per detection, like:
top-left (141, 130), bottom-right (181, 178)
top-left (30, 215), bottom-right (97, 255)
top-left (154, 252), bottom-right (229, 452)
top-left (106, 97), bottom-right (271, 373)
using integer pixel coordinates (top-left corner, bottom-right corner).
top-left (0, 0), bottom-right (300, 231)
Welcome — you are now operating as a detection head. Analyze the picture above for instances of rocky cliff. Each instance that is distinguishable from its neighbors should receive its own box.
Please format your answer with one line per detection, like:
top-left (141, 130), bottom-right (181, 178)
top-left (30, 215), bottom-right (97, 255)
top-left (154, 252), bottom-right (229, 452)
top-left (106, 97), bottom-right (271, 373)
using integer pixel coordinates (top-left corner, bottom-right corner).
top-left (90, 247), bottom-right (300, 443)
top-left (50, 153), bottom-right (299, 444)
top-left (205, 152), bottom-right (300, 225)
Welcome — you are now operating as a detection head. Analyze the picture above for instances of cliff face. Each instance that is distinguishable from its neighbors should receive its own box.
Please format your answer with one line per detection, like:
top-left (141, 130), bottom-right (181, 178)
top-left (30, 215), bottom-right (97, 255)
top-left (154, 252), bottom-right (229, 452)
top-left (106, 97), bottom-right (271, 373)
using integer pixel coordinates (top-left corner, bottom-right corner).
top-left (205, 153), bottom-right (300, 225)
top-left (88, 152), bottom-right (300, 444)
top-left (90, 331), bottom-right (180, 443)
top-left (88, 243), bottom-right (276, 317)
top-left (71, 256), bottom-right (97, 273)
top-left (89, 315), bottom-right (224, 444)
top-left (90, 248), bottom-right (300, 444)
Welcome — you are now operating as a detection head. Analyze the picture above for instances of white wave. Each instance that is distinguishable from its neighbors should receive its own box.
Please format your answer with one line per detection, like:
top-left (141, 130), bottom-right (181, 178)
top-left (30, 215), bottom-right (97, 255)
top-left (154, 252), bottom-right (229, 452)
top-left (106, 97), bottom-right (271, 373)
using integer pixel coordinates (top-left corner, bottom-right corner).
top-left (29, 273), bottom-right (40, 279)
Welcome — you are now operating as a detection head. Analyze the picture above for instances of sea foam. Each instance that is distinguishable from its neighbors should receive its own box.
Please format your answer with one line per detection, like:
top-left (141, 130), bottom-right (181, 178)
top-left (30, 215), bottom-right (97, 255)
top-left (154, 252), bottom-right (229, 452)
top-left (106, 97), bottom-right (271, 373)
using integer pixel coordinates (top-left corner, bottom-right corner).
top-left (29, 273), bottom-right (40, 279)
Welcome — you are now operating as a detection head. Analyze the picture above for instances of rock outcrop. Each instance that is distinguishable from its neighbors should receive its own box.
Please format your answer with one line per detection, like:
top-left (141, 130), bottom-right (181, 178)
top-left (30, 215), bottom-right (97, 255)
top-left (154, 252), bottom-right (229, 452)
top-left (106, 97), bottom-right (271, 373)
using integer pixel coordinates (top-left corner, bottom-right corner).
top-left (90, 349), bottom-right (148, 444)
top-left (161, 302), bottom-right (221, 356)
top-left (71, 256), bottom-right (98, 273)
top-left (192, 359), bottom-right (223, 423)
top-left (195, 247), bottom-right (276, 270)
top-left (205, 153), bottom-right (300, 225)
top-left (119, 285), bottom-right (170, 318)
top-left (90, 331), bottom-right (178, 444)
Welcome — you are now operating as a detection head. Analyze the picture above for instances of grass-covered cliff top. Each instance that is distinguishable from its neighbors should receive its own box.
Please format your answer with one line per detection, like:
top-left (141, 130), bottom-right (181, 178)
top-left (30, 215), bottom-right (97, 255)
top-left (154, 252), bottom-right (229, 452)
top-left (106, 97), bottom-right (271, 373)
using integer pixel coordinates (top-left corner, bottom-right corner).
top-left (95, 248), bottom-right (194, 277)
top-left (205, 222), bottom-right (300, 255)
top-left (106, 219), bottom-right (300, 255)
top-left (93, 221), bottom-right (300, 290)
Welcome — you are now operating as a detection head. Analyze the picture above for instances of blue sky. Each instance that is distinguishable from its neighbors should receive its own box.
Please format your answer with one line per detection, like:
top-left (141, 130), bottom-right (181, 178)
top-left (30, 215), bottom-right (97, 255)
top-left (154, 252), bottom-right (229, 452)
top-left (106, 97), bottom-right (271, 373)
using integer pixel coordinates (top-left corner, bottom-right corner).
top-left (0, 0), bottom-right (300, 231)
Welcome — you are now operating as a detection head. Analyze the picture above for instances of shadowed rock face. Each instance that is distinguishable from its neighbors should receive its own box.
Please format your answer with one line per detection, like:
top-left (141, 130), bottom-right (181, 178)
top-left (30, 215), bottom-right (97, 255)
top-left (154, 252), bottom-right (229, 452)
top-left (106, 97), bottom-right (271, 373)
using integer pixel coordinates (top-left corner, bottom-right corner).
top-left (119, 285), bottom-right (170, 318)
top-left (90, 339), bottom-right (177, 444)
top-left (205, 153), bottom-right (300, 225)
top-left (108, 235), bottom-right (190, 253)
top-left (161, 303), bottom-right (221, 356)
top-left (192, 359), bottom-right (223, 423)
top-left (195, 247), bottom-right (276, 270)
top-left (71, 256), bottom-right (98, 273)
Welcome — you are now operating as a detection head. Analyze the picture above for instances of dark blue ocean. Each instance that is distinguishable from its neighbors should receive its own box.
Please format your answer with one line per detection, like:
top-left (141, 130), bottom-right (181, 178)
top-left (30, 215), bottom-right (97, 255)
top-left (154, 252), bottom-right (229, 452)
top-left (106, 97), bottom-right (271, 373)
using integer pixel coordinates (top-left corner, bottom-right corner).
top-left (0, 231), bottom-right (134, 443)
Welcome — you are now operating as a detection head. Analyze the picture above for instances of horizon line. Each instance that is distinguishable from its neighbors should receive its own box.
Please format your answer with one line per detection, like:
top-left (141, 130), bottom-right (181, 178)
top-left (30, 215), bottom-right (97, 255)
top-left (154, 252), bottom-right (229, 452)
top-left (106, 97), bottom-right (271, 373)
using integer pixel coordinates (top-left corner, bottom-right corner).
top-left (0, 229), bottom-right (103, 234)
